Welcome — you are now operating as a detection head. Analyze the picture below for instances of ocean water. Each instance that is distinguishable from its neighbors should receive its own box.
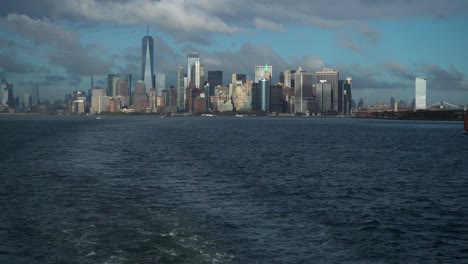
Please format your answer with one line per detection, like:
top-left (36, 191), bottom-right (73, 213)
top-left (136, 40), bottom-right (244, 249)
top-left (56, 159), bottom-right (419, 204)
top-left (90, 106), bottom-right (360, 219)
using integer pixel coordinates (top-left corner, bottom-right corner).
top-left (0, 115), bottom-right (467, 263)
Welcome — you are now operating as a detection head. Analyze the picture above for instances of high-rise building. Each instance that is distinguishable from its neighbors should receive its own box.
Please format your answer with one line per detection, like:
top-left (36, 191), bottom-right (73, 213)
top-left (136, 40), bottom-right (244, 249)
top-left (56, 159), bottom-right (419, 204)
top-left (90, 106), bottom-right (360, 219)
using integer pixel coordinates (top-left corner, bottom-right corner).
top-left (316, 69), bottom-right (339, 112)
top-left (294, 67), bottom-right (314, 114)
top-left (187, 53), bottom-right (200, 87)
top-left (316, 81), bottom-right (332, 113)
top-left (415, 77), bottom-right (426, 110)
top-left (283, 68), bottom-right (292, 87)
top-left (133, 80), bottom-right (148, 112)
top-left (343, 77), bottom-right (352, 115)
top-left (190, 60), bottom-right (201, 89)
top-left (30, 83), bottom-right (40, 106)
top-left (90, 87), bottom-right (108, 114)
top-left (155, 73), bottom-right (165, 96)
top-left (208, 70), bottom-right (223, 96)
top-left (142, 27), bottom-right (154, 90)
top-left (177, 67), bottom-right (185, 112)
top-left (270, 84), bottom-right (284, 113)
top-left (255, 63), bottom-right (272, 83)
top-left (259, 78), bottom-right (270, 112)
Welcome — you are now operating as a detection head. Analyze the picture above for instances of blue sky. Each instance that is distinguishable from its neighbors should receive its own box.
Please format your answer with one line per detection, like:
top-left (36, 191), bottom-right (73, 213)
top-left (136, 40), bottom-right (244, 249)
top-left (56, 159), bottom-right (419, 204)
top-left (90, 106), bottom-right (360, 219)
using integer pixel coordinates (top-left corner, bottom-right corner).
top-left (0, 0), bottom-right (467, 105)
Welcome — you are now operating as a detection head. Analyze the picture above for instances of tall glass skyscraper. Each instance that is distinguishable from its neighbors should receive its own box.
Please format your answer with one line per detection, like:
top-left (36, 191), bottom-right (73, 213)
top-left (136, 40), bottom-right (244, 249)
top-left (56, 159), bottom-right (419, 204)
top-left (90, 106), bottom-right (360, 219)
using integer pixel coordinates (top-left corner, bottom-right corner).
top-left (142, 28), bottom-right (154, 90)
top-left (316, 69), bottom-right (339, 112)
top-left (415, 77), bottom-right (426, 110)
top-left (187, 53), bottom-right (199, 88)
top-left (177, 66), bottom-right (185, 111)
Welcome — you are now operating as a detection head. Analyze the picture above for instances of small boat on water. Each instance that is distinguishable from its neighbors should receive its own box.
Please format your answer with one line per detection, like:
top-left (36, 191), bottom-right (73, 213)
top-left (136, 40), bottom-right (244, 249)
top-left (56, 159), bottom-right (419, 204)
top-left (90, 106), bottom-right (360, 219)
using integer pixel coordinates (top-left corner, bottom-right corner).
top-left (96, 116), bottom-right (102, 120)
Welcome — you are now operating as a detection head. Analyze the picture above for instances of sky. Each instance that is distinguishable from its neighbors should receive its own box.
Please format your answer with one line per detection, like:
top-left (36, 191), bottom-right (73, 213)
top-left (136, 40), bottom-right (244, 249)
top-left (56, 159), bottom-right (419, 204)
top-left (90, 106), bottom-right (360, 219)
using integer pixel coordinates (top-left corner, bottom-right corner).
top-left (0, 0), bottom-right (467, 106)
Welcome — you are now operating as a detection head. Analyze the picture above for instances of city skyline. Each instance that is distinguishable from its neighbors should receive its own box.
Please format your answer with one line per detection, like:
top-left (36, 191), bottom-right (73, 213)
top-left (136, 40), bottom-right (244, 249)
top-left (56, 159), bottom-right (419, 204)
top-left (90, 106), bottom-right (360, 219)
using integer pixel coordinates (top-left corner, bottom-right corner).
top-left (0, 0), bottom-right (467, 105)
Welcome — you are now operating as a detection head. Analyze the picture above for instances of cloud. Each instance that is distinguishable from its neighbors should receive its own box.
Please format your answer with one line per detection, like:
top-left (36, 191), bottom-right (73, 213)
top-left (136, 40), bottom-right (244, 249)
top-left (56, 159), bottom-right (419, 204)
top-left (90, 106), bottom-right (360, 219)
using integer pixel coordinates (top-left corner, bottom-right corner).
top-left (0, 52), bottom-right (49, 74)
top-left (336, 32), bottom-right (365, 54)
top-left (0, 14), bottom-right (114, 76)
top-left (422, 64), bottom-right (468, 91)
top-left (0, 14), bottom-right (81, 51)
top-left (383, 61), bottom-right (416, 80)
top-left (57, 0), bottom-right (239, 36)
top-left (254, 18), bottom-right (285, 32)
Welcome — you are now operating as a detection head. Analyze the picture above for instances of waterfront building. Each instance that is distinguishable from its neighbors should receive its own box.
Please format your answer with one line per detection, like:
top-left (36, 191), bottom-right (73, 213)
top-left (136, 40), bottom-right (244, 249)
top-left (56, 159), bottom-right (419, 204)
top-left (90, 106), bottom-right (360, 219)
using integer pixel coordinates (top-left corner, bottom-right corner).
top-left (133, 80), bottom-right (148, 112)
top-left (212, 86), bottom-right (233, 112)
top-left (316, 81), bottom-right (332, 114)
top-left (415, 77), bottom-right (427, 110)
top-left (208, 70), bottom-right (223, 96)
top-left (259, 78), bottom-right (270, 112)
top-left (190, 61), bottom-right (201, 88)
top-left (316, 69), bottom-right (339, 112)
top-left (232, 74), bottom-right (250, 111)
top-left (294, 67), bottom-right (314, 114)
top-left (30, 83), bottom-right (40, 105)
top-left (343, 77), bottom-right (352, 115)
top-left (142, 27), bottom-right (155, 90)
top-left (90, 87), bottom-right (107, 114)
top-left (155, 73), bottom-right (165, 97)
top-left (270, 84), bottom-right (284, 113)
top-left (284, 68), bottom-right (292, 87)
top-left (176, 67), bottom-right (185, 112)
top-left (187, 52), bottom-right (199, 88)
top-left (255, 63), bottom-right (272, 83)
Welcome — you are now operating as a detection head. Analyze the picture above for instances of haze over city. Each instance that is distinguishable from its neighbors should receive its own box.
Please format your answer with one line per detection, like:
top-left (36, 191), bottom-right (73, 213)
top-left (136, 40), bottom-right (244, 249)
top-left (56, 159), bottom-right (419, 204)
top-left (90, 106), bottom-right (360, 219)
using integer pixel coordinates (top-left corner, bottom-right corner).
top-left (0, 0), bottom-right (467, 105)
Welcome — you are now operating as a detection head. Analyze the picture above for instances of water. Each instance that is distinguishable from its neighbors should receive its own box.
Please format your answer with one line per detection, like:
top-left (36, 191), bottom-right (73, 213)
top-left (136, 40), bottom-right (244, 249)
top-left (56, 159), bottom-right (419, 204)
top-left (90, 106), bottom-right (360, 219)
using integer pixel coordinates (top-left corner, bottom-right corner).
top-left (1, 115), bottom-right (467, 263)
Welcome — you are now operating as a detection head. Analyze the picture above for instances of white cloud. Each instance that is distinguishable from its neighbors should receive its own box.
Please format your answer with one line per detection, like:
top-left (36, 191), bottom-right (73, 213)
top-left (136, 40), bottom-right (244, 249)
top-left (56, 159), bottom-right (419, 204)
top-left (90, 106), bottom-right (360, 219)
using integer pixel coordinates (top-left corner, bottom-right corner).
top-left (254, 18), bottom-right (285, 32)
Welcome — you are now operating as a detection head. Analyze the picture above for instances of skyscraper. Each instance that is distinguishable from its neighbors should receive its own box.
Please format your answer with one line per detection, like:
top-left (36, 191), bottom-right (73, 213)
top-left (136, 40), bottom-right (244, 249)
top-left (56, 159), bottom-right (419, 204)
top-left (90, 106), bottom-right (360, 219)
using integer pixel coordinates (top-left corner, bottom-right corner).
top-left (177, 66), bottom-right (185, 111)
top-left (294, 67), bottom-right (314, 114)
top-left (142, 27), bottom-right (154, 90)
top-left (187, 53), bottom-right (199, 87)
top-left (415, 77), bottom-right (426, 110)
top-left (316, 69), bottom-right (339, 112)
top-left (259, 78), bottom-right (270, 112)
top-left (155, 73), bottom-right (165, 96)
top-left (208, 71), bottom-right (223, 96)
top-left (316, 81), bottom-right (332, 113)
top-left (255, 63), bottom-right (272, 83)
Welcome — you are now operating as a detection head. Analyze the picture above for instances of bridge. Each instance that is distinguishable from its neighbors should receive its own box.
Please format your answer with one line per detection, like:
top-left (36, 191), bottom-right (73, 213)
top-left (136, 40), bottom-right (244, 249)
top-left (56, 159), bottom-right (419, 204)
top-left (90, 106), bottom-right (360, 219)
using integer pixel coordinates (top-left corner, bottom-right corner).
top-left (426, 101), bottom-right (465, 110)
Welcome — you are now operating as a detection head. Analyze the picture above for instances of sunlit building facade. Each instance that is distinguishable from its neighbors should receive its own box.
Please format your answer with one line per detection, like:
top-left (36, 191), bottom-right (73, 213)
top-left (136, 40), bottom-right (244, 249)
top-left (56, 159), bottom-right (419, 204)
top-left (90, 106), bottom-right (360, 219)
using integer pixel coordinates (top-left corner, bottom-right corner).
top-left (415, 77), bottom-right (426, 110)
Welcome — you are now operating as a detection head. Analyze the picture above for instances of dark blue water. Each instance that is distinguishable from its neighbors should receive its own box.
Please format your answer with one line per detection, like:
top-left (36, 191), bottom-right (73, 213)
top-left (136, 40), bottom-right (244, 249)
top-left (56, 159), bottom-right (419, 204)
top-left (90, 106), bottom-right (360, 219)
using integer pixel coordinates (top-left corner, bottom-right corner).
top-left (1, 115), bottom-right (467, 263)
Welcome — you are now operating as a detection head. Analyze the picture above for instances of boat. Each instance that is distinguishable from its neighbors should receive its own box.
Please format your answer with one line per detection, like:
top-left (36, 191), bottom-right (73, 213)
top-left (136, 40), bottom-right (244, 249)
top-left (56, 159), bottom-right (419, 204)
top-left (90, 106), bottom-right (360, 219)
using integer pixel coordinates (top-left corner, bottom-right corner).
top-left (96, 116), bottom-right (102, 120)
top-left (201, 114), bottom-right (215, 117)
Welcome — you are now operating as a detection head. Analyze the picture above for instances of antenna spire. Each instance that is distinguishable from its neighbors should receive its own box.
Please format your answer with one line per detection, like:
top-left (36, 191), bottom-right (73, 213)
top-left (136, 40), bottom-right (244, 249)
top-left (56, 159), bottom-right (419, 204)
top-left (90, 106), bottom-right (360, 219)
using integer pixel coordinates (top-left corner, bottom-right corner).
top-left (146, 24), bottom-right (149, 36)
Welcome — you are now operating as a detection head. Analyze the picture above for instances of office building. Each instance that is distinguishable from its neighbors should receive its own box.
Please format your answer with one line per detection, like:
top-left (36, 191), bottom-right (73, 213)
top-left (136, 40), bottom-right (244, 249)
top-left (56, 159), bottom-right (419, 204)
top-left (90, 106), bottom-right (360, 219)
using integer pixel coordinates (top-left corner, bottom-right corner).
top-left (133, 80), bottom-right (148, 112)
top-left (415, 77), bottom-right (426, 110)
top-left (208, 70), bottom-right (223, 96)
top-left (255, 63), bottom-right (272, 83)
top-left (316, 81), bottom-right (332, 114)
top-left (187, 53), bottom-right (200, 87)
top-left (155, 73), bottom-right (165, 97)
top-left (343, 77), bottom-right (352, 115)
top-left (142, 27), bottom-right (155, 90)
top-left (90, 87), bottom-right (108, 114)
top-left (176, 67), bottom-right (185, 111)
top-left (294, 67), bottom-right (314, 113)
top-left (283, 68), bottom-right (292, 87)
top-left (259, 78), bottom-right (270, 112)
top-left (316, 69), bottom-right (339, 112)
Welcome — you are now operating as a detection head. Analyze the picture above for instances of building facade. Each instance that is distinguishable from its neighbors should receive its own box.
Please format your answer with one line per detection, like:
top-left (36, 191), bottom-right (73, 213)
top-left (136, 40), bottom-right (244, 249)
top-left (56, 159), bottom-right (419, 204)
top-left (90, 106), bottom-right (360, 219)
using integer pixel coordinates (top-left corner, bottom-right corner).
top-left (255, 64), bottom-right (272, 83)
top-left (316, 69), bottom-right (339, 112)
top-left (294, 68), bottom-right (314, 114)
top-left (187, 52), bottom-right (200, 88)
top-left (142, 32), bottom-right (155, 90)
top-left (415, 77), bottom-right (427, 110)
top-left (208, 70), bottom-right (223, 96)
